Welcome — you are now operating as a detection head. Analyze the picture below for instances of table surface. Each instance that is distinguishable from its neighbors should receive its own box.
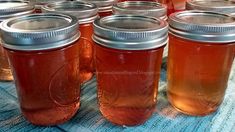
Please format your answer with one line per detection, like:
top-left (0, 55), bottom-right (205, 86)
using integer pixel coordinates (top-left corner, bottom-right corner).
top-left (0, 64), bottom-right (234, 132)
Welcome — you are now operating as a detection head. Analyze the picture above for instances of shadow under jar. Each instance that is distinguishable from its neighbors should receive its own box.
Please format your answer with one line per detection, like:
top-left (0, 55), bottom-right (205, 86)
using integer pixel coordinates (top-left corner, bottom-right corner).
top-left (42, 1), bottom-right (98, 84)
top-left (93, 15), bottom-right (168, 126)
top-left (0, 13), bottom-right (81, 126)
top-left (75, 0), bottom-right (118, 17)
top-left (0, 0), bottom-right (34, 81)
top-left (167, 10), bottom-right (235, 116)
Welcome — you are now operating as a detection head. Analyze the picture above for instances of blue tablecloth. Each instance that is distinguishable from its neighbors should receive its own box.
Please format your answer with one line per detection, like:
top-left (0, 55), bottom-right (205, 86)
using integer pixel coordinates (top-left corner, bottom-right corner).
top-left (0, 65), bottom-right (235, 132)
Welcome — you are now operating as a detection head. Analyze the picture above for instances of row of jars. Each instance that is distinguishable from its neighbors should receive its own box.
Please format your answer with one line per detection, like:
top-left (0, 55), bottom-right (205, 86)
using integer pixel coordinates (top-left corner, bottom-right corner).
top-left (0, 0), bottom-right (235, 126)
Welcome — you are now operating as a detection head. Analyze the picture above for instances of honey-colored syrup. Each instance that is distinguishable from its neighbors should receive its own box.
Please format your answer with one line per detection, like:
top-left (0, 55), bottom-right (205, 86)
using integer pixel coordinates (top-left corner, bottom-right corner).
top-left (167, 34), bottom-right (235, 115)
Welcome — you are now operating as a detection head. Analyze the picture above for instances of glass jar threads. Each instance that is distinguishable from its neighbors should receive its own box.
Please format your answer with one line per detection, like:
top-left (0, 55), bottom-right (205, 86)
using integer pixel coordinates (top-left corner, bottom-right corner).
top-left (186, 0), bottom-right (235, 14)
top-left (168, 10), bottom-right (235, 116)
top-left (0, 13), bottom-right (81, 125)
top-left (113, 1), bottom-right (167, 20)
top-left (0, 0), bottom-right (34, 81)
top-left (93, 15), bottom-right (168, 126)
top-left (42, 1), bottom-right (98, 83)
top-left (76, 0), bottom-right (118, 17)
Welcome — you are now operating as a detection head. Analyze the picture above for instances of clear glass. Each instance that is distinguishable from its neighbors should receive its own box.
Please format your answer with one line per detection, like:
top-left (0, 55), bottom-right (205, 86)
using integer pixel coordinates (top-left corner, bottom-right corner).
top-left (0, 45), bottom-right (13, 81)
top-left (79, 23), bottom-right (95, 83)
top-left (5, 41), bottom-right (80, 126)
top-left (167, 34), bottom-right (235, 116)
top-left (95, 44), bottom-right (165, 126)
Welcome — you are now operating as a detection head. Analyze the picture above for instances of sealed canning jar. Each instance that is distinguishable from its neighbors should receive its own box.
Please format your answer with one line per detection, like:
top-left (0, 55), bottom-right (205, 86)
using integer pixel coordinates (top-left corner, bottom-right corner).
top-left (113, 1), bottom-right (167, 20)
top-left (76, 0), bottom-right (118, 17)
top-left (168, 10), bottom-right (235, 116)
top-left (0, 13), bottom-right (80, 125)
top-left (93, 15), bottom-right (168, 126)
top-left (0, 0), bottom-right (34, 81)
top-left (42, 1), bottom-right (98, 83)
top-left (186, 0), bottom-right (235, 14)
top-left (34, 0), bottom-right (68, 13)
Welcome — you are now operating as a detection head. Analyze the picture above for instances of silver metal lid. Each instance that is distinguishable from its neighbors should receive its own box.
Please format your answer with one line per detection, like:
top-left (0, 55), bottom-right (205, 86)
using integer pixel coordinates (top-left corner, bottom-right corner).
top-left (42, 1), bottom-right (98, 24)
top-left (169, 10), bottom-right (235, 43)
top-left (75, 0), bottom-right (118, 12)
top-left (186, 0), bottom-right (235, 14)
top-left (0, 0), bottom-right (34, 21)
top-left (93, 15), bottom-right (168, 50)
top-left (113, 1), bottom-right (167, 20)
top-left (0, 13), bottom-right (80, 51)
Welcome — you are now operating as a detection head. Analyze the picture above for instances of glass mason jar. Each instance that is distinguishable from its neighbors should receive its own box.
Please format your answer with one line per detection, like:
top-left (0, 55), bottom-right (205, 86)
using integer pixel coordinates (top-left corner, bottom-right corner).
top-left (93, 15), bottom-right (168, 126)
top-left (0, 0), bottom-right (34, 81)
top-left (186, 0), bottom-right (235, 14)
top-left (42, 1), bottom-right (98, 84)
top-left (0, 13), bottom-right (81, 126)
top-left (168, 10), bottom-right (235, 116)
top-left (34, 0), bottom-right (68, 13)
top-left (75, 0), bottom-right (118, 17)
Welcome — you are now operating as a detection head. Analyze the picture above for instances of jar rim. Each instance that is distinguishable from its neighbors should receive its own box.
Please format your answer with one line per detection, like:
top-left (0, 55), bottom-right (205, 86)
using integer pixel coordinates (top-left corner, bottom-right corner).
top-left (93, 15), bottom-right (168, 50)
top-left (0, 0), bottom-right (35, 21)
top-left (169, 10), bottom-right (235, 43)
top-left (186, 0), bottom-right (235, 14)
top-left (75, 0), bottom-right (118, 8)
top-left (41, 1), bottom-right (98, 24)
top-left (113, 1), bottom-right (167, 19)
top-left (0, 13), bottom-right (80, 51)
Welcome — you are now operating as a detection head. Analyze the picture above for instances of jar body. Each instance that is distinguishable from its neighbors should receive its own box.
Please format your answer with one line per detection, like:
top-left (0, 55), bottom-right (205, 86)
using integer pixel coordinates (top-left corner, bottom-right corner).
top-left (167, 34), bottom-right (235, 116)
top-left (0, 45), bottom-right (13, 80)
top-left (95, 44), bottom-right (164, 126)
top-left (79, 23), bottom-right (94, 83)
top-left (5, 41), bottom-right (80, 125)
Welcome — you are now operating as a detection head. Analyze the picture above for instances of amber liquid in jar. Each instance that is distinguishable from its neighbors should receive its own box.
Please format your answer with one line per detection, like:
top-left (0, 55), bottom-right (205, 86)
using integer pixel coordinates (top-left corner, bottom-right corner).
top-left (5, 41), bottom-right (80, 126)
top-left (35, 9), bottom-right (42, 13)
top-left (159, 0), bottom-right (185, 15)
top-left (95, 44), bottom-right (164, 126)
top-left (98, 10), bottom-right (113, 17)
top-left (79, 23), bottom-right (95, 83)
top-left (167, 34), bottom-right (235, 116)
top-left (0, 45), bottom-right (13, 81)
